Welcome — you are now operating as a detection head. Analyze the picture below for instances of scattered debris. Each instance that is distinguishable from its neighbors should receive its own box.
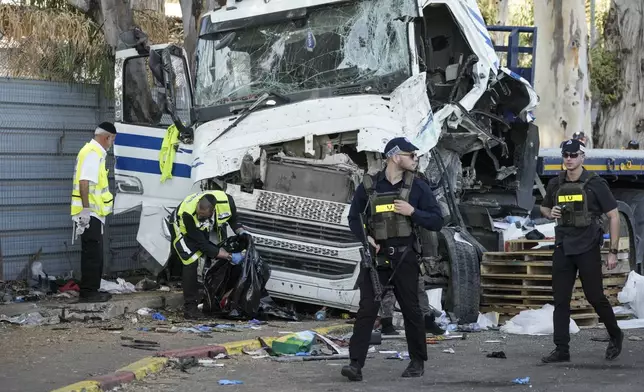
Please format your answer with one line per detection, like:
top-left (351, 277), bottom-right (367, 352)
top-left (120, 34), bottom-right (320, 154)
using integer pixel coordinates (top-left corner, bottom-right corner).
top-left (442, 348), bottom-right (455, 354)
top-left (210, 353), bottom-right (230, 360)
top-left (136, 308), bottom-right (155, 316)
top-left (158, 286), bottom-right (171, 292)
top-left (512, 377), bottom-right (530, 385)
top-left (628, 336), bottom-right (643, 341)
top-left (386, 351), bottom-right (409, 360)
top-left (271, 331), bottom-right (315, 355)
top-left (198, 359), bottom-right (224, 367)
top-left (135, 277), bottom-right (159, 291)
top-left (0, 311), bottom-right (60, 326)
top-left (171, 357), bottom-right (199, 372)
top-left (99, 278), bottom-right (136, 294)
top-left (484, 340), bottom-right (502, 343)
top-left (591, 336), bottom-right (611, 342)
top-left (152, 312), bottom-right (166, 321)
top-left (486, 351), bottom-right (507, 359)
top-left (218, 380), bottom-right (243, 385)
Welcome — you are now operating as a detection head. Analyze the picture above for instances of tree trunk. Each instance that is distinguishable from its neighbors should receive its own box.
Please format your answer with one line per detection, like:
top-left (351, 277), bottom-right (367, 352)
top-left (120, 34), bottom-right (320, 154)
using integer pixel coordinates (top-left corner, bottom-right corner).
top-left (132, 0), bottom-right (165, 13)
top-left (595, 0), bottom-right (644, 148)
top-left (180, 0), bottom-right (201, 76)
top-left (488, 0), bottom-right (510, 45)
top-left (533, 0), bottom-right (592, 148)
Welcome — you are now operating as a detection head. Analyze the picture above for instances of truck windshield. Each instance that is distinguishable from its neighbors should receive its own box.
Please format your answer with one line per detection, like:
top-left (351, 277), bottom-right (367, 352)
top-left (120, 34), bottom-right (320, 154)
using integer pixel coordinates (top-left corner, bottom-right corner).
top-left (194, 0), bottom-right (416, 108)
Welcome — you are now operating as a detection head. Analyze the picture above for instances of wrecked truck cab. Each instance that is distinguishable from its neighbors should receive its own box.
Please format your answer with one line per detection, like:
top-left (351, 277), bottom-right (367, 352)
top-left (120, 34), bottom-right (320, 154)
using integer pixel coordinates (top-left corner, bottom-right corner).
top-left (112, 0), bottom-right (539, 322)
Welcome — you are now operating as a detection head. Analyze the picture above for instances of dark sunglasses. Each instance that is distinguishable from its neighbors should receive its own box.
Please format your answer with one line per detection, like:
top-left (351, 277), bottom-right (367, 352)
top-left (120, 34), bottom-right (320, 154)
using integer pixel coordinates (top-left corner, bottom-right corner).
top-left (398, 152), bottom-right (417, 159)
top-left (562, 152), bottom-right (580, 159)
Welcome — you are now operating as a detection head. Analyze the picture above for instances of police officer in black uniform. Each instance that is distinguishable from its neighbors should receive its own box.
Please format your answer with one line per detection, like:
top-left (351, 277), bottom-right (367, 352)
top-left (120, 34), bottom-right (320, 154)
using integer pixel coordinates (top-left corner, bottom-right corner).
top-left (540, 139), bottom-right (623, 363)
top-left (341, 137), bottom-right (444, 381)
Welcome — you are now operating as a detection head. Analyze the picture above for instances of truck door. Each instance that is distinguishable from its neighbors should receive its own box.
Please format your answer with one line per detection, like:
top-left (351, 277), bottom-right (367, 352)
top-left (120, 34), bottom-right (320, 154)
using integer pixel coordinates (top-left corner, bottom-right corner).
top-left (113, 44), bottom-right (197, 213)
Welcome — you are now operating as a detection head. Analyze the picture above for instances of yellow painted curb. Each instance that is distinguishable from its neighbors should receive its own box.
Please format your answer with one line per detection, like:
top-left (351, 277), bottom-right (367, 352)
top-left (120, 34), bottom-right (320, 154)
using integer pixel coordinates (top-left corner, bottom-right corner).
top-left (221, 323), bottom-right (352, 355)
top-left (50, 380), bottom-right (101, 392)
top-left (118, 357), bottom-right (169, 380)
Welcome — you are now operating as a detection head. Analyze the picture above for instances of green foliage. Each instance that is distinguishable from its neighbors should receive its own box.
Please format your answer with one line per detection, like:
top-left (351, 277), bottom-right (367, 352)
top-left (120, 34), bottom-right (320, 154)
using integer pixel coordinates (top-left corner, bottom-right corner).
top-left (509, 2), bottom-right (535, 68)
top-left (589, 44), bottom-right (624, 107)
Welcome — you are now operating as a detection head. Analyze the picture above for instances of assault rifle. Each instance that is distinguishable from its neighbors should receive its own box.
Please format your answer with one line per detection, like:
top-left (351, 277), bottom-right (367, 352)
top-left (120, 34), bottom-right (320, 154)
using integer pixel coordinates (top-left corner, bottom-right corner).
top-left (357, 212), bottom-right (385, 302)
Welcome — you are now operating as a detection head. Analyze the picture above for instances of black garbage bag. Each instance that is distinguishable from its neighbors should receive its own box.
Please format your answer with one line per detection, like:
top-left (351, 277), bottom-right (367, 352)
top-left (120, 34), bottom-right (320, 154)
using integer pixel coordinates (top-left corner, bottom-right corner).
top-left (202, 235), bottom-right (271, 319)
top-left (227, 236), bottom-right (271, 319)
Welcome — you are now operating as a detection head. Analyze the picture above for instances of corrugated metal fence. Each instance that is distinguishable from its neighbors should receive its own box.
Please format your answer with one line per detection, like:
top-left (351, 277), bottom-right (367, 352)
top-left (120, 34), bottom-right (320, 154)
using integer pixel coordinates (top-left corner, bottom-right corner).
top-left (0, 78), bottom-right (142, 281)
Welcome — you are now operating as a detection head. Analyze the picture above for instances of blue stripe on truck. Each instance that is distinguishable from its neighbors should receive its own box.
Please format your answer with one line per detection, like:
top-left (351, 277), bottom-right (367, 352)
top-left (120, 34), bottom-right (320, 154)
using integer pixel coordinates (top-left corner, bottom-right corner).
top-left (115, 133), bottom-right (193, 154)
top-left (115, 156), bottom-right (192, 178)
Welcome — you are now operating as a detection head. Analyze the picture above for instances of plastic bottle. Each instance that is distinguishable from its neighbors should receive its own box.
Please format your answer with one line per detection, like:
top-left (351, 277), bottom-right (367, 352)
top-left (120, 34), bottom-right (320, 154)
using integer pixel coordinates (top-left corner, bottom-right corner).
top-left (315, 307), bottom-right (327, 321)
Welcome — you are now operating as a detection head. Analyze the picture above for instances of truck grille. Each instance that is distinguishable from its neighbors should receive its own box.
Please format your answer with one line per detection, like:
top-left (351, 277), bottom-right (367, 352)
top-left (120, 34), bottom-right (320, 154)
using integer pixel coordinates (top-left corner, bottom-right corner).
top-left (257, 246), bottom-right (357, 278)
top-left (255, 191), bottom-right (347, 225)
top-left (238, 211), bottom-right (357, 245)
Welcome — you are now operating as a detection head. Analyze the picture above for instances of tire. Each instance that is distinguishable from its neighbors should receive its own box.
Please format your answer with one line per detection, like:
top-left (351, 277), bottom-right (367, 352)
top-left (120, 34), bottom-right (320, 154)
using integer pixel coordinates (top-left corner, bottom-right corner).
top-left (439, 227), bottom-right (481, 323)
top-left (611, 190), bottom-right (643, 272)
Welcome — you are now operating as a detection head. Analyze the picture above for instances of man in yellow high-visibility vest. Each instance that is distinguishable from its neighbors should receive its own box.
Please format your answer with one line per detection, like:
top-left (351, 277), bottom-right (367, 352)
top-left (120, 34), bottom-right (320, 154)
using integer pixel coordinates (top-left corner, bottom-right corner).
top-left (169, 191), bottom-right (248, 320)
top-left (71, 122), bottom-right (117, 303)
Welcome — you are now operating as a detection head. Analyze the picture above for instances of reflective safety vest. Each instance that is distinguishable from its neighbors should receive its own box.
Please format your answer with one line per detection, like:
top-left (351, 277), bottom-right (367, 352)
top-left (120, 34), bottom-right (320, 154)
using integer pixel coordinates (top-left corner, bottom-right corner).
top-left (172, 191), bottom-right (233, 265)
top-left (555, 171), bottom-right (596, 228)
top-left (159, 124), bottom-right (179, 183)
top-left (364, 171), bottom-right (415, 241)
top-left (71, 142), bottom-right (113, 217)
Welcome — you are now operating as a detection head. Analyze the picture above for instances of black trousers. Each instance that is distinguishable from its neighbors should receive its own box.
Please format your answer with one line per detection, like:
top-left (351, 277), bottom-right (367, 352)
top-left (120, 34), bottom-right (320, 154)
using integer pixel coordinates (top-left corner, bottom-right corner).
top-left (183, 261), bottom-right (199, 308)
top-left (349, 251), bottom-right (427, 367)
top-left (80, 217), bottom-right (104, 295)
top-left (552, 245), bottom-right (621, 350)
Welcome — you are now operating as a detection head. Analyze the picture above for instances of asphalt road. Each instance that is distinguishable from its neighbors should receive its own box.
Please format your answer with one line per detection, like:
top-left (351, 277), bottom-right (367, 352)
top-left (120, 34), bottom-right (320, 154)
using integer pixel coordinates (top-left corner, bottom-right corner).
top-left (0, 315), bottom-right (340, 392)
top-left (121, 328), bottom-right (644, 392)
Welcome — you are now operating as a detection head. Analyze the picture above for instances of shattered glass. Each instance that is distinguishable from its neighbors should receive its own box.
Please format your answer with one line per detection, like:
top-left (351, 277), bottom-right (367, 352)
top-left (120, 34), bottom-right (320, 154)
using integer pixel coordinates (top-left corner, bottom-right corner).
top-left (194, 0), bottom-right (417, 108)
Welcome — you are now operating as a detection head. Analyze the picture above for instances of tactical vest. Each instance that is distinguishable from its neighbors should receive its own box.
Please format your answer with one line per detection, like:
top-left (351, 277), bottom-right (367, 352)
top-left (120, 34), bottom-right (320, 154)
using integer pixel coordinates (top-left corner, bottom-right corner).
top-left (172, 191), bottom-right (232, 265)
top-left (363, 171), bottom-right (415, 241)
top-left (555, 171), bottom-right (596, 228)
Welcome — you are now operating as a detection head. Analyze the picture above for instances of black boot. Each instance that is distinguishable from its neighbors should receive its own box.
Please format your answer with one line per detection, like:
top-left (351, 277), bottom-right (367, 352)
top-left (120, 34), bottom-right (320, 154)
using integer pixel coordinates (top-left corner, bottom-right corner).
top-left (341, 360), bottom-right (362, 381)
top-left (79, 292), bottom-right (112, 303)
top-left (183, 303), bottom-right (207, 320)
top-left (541, 348), bottom-right (570, 363)
top-left (401, 359), bottom-right (424, 378)
top-left (380, 317), bottom-right (399, 335)
top-left (606, 330), bottom-right (624, 360)
top-left (424, 315), bottom-right (445, 335)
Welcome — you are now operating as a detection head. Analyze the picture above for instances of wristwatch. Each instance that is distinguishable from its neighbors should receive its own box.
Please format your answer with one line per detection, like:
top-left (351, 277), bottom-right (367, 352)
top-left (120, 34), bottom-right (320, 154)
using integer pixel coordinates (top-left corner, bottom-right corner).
top-left (609, 248), bottom-right (618, 255)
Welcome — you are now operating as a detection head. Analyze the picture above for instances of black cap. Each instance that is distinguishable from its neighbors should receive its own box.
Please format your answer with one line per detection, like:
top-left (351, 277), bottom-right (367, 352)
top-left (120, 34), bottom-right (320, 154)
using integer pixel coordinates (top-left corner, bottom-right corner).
top-left (98, 122), bottom-right (117, 134)
top-left (561, 139), bottom-right (586, 154)
top-left (384, 137), bottom-right (418, 158)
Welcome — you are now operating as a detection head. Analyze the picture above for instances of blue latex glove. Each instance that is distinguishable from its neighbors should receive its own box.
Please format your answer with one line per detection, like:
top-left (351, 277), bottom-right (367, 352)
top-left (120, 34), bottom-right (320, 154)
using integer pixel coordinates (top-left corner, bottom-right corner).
top-left (230, 252), bottom-right (244, 265)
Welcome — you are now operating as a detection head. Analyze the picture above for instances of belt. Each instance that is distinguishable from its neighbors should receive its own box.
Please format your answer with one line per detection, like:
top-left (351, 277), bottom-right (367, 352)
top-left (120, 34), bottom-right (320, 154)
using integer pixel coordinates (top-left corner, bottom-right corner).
top-left (381, 246), bottom-right (408, 256)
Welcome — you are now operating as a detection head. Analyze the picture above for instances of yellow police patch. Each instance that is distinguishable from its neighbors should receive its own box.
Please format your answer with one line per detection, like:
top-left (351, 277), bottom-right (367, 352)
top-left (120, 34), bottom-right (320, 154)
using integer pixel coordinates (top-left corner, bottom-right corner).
top-left (375, 204), bottom-right (395, 213)
top-left (557, 194), bottom-right (583, 202)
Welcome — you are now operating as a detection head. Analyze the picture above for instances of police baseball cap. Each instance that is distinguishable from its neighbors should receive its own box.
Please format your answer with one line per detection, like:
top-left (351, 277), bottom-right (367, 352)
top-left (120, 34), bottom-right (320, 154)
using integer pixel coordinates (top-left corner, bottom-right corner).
top-left (561, 139), bottom-right (586, 154)
top-left (384, 137), bottom-right (419, 158)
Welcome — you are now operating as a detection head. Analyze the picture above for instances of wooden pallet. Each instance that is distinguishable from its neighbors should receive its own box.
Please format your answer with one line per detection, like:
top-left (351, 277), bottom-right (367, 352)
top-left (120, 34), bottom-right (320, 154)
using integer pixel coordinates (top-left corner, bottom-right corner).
top-left (480, 259), bottom-right (631, 276)
top-left (505, 237), bottom-right (630, 252)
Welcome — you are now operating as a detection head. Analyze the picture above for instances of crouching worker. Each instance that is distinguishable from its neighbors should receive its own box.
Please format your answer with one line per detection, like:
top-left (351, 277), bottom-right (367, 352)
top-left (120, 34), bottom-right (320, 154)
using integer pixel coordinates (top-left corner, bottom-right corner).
top-left (169, 191), bottom-right (248, 320)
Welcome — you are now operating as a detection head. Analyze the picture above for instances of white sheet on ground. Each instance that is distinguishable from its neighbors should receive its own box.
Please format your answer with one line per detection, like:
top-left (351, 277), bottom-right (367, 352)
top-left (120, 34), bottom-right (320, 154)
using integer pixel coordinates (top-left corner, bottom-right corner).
top-left (617, 271), bottom-right (644, 318)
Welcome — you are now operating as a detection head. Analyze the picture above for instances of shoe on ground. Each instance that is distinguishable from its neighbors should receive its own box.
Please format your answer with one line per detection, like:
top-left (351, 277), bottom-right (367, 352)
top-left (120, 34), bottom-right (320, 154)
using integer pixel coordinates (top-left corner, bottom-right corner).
top-left (79, 292), bottom-right (112, 303)
top-left (380, 317), bottom-right (399, 336)
top-left (541, 348), bottom-right (570, 363)
top-left (606, 330), bottom-right (624, 360)
top-left (341, 361), bottom-right (362, 381)
top-left (183, 306), bottom-right (208, 321)
top-left (425, 315), bottom-right (445, 335)
top-left (401, 359), bottom-right (424, 377)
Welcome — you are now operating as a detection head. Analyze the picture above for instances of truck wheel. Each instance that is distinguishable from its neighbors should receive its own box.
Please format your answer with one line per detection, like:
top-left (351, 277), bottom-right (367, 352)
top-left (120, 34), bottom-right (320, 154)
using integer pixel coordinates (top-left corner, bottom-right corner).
top-left (611, 190), bottom-right (642, 273)
top-left (438, 227), bottom-right (481, 323)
